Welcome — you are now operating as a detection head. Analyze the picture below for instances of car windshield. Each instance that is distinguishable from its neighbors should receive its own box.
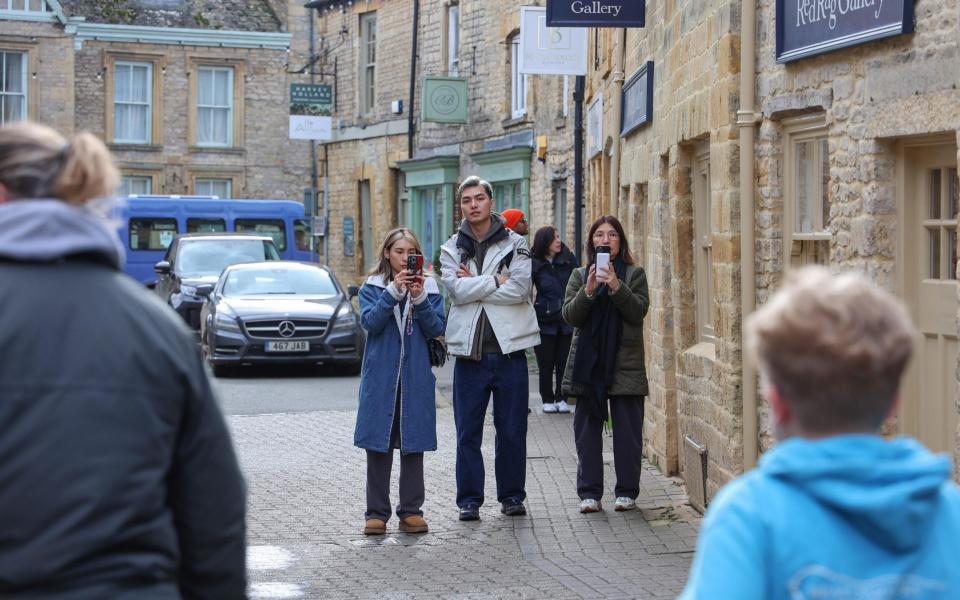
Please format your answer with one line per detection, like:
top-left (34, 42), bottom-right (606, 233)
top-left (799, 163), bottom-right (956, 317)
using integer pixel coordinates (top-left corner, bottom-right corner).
top-left (223, 268), bottom-right (338, 297)
top-left (176, 239), bottom-right (278, 278)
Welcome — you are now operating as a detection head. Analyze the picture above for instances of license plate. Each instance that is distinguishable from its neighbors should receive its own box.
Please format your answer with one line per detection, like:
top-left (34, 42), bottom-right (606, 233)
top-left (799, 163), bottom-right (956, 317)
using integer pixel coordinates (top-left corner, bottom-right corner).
top-left (265, 340), bottom-right (310, 352)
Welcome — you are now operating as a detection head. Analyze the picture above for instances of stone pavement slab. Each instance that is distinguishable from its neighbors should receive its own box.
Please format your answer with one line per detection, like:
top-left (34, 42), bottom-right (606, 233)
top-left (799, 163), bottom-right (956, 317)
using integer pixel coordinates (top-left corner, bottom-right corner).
top-left (230, 384), bottom-right (700, 599)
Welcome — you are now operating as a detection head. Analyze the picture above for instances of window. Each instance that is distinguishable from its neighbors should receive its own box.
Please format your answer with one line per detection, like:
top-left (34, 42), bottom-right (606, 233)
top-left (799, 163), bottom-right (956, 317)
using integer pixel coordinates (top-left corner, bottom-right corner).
top-left (693, 149), bottom-right (714, 343)
top-left (235, 219), bottom-right (287, 251)
top-left (120, 175), bottom-right (152, 196)
top-left (552, 179), bottom-right (567, 238)
top-left (446, 4), bottom-right (460, 76)
top-left (783, 114), bottom-right (831, 268)
top-left (113, 61), bottom-right (152, 144)
top-left (0, 51), bottom-right (26, 125)
top-left (197, 66), bottom-right (233, 146)
top-left (129, 218), bottom-right (177, 250)
top-left (187, 218), bottom-right (226, 233)
top-left (195, 177), bottom-right (232, 198)
top-left (359, 12), bottom-right (377, 116)
top-left (510, 37), bottom-right (528, 118)
top-left (924, 167), bottom-right (959, 280)
top-left (493, 181), bottom-right (522, 213)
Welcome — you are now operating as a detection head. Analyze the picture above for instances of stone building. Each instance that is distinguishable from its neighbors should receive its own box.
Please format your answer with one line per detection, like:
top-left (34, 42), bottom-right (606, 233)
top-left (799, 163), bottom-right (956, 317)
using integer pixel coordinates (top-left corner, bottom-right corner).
top-left (0, 0), bottom-right (316, 203)
top-left (583, 0), bottom-right (960, 505)
top-left (312, 0), bottom-right (577, 282)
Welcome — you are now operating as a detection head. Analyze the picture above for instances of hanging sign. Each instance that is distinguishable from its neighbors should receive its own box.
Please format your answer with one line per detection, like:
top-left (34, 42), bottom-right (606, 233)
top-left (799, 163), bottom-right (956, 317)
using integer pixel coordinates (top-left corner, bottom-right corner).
top-left (776, 0), bottom-right (914, 63)
top-left (586, 93), bottom-right (602, 159)
top-left (289, 83), bottom-right (333, 140)
top-left (518, 6), bottom-right (588, 76)
top-left (621, 61), bottom-right (654, 137)
top-left (422, 77), bottom-right (468, 124)
top-left (546, 0), bottom-right (645, 28)
top-left (343, 216), bottom-right (355, 257)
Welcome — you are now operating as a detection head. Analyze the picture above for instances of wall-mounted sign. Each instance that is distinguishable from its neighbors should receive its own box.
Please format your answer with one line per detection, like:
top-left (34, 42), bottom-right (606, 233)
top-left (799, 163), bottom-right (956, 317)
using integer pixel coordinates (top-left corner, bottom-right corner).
top-left (776, 0), bottom-right (914, 63)
top-left (518, 6), bottom-right (588, 76)
top-left (546, 0), bottom-right (645, 28)
top-left (422, 76), bottom-right (468, 124)
top-left (586, 93), bottom-right (603, 159)
top-left (343, 216), bottom-right (355, 257)
top-left (621, 61), bottom-right (654, 137)
top-left (289, 84), bottom-right (333, 140)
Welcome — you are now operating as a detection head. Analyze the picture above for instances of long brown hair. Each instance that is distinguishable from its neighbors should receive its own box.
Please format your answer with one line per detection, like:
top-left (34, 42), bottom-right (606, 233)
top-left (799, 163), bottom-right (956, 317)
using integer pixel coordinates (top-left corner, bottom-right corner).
top-left (0, 121), bottom-right (118, 204)
top-left (586, 215), bottom-right (634, 265)
top-left (369, 227), bottom-right (424, 282)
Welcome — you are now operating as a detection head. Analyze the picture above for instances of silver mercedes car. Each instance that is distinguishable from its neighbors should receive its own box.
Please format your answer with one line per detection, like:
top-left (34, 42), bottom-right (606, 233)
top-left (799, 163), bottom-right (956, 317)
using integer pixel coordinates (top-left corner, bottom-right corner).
top-left (198, 261), bottom-right (364, 376)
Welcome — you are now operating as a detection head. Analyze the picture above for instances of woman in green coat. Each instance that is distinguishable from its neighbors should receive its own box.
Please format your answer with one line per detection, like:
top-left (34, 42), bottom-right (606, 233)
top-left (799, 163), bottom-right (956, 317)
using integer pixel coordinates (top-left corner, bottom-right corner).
top-left (561, 215), bottom-right (649, 514)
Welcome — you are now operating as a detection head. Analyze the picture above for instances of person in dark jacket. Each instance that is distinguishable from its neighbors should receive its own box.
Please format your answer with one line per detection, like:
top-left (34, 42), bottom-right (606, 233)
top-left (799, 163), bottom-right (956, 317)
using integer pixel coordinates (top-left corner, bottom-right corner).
top-left (561, 215), bottom-right (649, 515)
top-left (531, 226), bottom-right (577, 414)
top-left (355, 228), bottom-right (446, 536)
top-left (0, 122), bottom-right (247, 599)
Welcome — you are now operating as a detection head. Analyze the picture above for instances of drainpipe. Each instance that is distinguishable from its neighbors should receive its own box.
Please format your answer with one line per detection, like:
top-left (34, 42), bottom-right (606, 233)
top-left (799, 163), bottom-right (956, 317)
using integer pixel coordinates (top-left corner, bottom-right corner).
top-left (609, 28), bottom-right (626, 218)
top-left (407, 0), bottom-right (420, 158)
top-left (738, 0), bottom-right (759, 470)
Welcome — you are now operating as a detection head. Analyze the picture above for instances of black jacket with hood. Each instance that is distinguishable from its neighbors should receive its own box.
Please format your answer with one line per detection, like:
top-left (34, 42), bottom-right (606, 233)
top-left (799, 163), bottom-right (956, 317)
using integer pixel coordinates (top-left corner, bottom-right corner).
top-left (0, 200), bottom-right (247, 599)
top-left (531, 244), bottom-right (577, 336)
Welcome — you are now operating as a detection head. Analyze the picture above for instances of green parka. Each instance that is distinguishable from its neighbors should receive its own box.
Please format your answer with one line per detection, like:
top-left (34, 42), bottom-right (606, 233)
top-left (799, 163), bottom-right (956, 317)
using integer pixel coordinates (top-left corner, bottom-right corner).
top-left (560, 265), bottom-right (650, 398)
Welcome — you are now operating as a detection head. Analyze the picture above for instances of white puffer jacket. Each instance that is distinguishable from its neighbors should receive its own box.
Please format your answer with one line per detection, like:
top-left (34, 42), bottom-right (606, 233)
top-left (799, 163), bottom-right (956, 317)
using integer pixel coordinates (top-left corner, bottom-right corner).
top-left (439, 226), bottom-right (540, 356)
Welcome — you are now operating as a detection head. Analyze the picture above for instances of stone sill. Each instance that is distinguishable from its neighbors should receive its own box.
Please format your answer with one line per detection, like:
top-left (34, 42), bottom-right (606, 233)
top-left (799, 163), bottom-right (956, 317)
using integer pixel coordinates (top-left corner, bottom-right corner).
top-left (683, 340), bottom-right (716, 365)
top-left (109, 143), bottom-right (163, 153)
top-left (188, 146), bottom-right (246, 156)
top-left (501, 115), bottom-right (531, 129)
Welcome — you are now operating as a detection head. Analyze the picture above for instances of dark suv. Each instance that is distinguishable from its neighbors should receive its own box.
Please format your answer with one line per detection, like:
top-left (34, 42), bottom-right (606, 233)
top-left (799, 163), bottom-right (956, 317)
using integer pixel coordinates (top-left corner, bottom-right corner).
top-left (154, 233), bottom-right (280, 329)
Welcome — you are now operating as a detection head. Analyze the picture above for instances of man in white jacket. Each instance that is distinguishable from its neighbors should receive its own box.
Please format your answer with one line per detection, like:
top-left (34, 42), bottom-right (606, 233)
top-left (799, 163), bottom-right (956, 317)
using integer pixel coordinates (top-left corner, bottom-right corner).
top-left (440, 176), bottom-right (540, 521)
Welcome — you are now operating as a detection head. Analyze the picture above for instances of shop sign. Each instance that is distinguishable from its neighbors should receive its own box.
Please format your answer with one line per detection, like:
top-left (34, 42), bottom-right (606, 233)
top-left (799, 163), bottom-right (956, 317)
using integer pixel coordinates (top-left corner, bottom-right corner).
top-left (777, 0), bottom-right (914, 63)
top-left (518, 6), bottom-right (588, 76)
top-left (422, 77), bottom-right (468, 124)
top-left (586, 93), bottom-right (602, 159)
top-left (546, 0), bottom-right (645, 28)
top-left (620, 61), bottom-right (654, 137)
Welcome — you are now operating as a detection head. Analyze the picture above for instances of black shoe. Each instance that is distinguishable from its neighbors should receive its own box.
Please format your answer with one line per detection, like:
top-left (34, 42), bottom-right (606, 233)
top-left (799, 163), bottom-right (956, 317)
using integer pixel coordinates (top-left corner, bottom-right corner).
top-left (501, 501), bottom-right (527, 516)
top-left (459, 505), bottom-right (480, 521)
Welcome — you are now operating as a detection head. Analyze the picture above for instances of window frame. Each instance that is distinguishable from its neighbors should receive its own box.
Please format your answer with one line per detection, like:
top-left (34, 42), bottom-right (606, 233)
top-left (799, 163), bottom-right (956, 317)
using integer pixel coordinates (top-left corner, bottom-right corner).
top-left (510, 37), bottom-right (528, 118)
top-left (446, 3), bottom-right (460, 77)
top-left (187, 56), bottom-right (245, 150)
top-left (692, 147), bottom-right (715, 344)
top-left (119, 174), bottom-right (153, 196)
top-left (359, 11), bottom-right (377, 116)
top-left (104, 52), bottom-right (164, 148)
top-left (0, 49), bottom-right (27, 126)
top-left (783, 113), bottom-right (832, 269)
top-left (188, 169), bottom-right (243, 199)
top-left (194, 177), bottom-right (232, 199)
top-left (195, 65), bottom-right (234, 147)
top-left (552, 179), bottom-right (567, 238)
top-left (111, 60), bottom-right (153, 144)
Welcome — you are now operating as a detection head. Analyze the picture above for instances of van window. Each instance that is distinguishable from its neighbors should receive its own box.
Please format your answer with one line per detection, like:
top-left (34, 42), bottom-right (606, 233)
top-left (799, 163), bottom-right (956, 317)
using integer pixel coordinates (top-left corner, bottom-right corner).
top-left (294, 219), bottom-right (311, 251)
top-left (235, 219), bottom-right (286, 251)
top-left (187, 218), bottom-right (227, 233)
top-left (129, 218), bottom-right (178, 250)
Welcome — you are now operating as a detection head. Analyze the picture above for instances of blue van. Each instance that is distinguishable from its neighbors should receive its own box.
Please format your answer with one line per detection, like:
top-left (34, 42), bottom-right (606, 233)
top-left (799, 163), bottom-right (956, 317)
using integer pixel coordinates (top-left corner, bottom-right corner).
top-left (115, 195), bottom-right (316, 284)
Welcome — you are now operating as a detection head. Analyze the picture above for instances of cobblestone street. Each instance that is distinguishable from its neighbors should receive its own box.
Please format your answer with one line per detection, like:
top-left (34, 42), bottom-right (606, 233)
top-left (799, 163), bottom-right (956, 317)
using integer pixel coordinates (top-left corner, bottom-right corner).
top-left (228, 366), bottom-right (700, 599)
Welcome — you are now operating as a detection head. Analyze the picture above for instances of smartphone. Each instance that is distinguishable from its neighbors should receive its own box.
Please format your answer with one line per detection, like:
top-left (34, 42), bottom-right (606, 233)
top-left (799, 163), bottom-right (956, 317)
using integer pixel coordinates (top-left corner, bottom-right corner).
top-left (595, 245), bottom-right (611, 275)
top-left (406, 253), bottom-right (424, 276)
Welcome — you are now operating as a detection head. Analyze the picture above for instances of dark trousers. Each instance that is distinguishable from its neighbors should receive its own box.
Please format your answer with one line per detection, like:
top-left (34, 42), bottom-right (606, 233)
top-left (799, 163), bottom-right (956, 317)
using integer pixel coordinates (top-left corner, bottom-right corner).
top-left (453, 352), bottom-right (529, 508)
top-left (365, 449), bottom-right (424, 521)
top-left (533, 333), bottom-right (572, 404)
top-left (574, 395), bottom-right (645, 500)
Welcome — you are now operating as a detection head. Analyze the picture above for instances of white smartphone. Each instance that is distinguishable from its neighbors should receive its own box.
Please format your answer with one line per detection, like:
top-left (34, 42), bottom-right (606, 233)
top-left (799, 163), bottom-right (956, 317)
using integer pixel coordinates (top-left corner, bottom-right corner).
top-left (595, 246), bottom-right (611, 275)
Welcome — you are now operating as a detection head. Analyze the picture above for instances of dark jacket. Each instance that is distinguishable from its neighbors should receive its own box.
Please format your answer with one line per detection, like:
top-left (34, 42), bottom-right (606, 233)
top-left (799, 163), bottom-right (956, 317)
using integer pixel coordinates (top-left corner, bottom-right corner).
top-left (0, 200), bottom-right (247, 599)
top-left (561, 264), bottom-right (650, 397)
top-left (532, 245), bottom-right (577, 336)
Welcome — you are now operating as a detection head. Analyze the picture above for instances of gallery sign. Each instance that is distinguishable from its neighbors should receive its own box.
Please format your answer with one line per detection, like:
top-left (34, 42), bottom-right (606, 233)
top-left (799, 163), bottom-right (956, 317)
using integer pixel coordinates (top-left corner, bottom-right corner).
top-left (776, 0), bottom-right (914, 63)
top-left (620, 61), bottom-right (653, 137)
top-left (519, 6), bottom-right (588, 76)
top-left (422, 76), bottom-right (468, 124)
top-left (546, 0), bottom-right (645, 28)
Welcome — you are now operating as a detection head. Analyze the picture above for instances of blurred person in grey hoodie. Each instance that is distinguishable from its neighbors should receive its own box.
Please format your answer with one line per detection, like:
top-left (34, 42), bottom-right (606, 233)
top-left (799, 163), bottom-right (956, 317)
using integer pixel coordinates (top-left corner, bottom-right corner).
top-left (0, 122), bottom-right (247, 599)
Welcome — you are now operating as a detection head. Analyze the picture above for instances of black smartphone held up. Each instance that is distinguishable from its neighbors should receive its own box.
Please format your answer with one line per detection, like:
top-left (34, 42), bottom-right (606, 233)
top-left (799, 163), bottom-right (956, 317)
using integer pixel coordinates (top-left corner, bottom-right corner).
top-left (406, 253), bottom-right (424, 276)
top-left (594, 245), bottom-right (611, 274)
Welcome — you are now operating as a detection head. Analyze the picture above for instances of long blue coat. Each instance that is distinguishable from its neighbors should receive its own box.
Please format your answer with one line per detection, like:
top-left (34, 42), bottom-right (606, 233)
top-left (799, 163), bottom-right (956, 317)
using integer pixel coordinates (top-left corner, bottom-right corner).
top-left (354, 274), bottom-right (446, 453)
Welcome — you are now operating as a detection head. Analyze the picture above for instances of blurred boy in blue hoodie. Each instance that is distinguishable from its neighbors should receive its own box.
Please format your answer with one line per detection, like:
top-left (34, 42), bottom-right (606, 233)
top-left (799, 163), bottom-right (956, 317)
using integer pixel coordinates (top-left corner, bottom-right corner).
top-left (680, 266), bottom-right (960, 600)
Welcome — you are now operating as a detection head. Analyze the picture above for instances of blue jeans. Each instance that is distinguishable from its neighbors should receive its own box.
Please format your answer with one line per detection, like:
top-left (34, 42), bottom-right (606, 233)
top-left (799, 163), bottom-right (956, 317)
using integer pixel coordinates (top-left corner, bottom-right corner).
top-left (453, 352), bottom-right (529, 508)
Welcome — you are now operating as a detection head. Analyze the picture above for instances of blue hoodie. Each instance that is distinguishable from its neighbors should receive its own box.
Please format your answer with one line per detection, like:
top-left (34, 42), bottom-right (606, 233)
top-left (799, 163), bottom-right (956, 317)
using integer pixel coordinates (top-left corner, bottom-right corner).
top-left (680, 435), bottom-right (960, 599)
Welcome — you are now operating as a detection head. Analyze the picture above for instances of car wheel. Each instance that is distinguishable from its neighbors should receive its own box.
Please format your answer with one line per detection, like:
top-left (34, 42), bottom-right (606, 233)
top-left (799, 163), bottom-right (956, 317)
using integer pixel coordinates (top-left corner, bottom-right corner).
top-left (201, 333), bottom-right (229, 378)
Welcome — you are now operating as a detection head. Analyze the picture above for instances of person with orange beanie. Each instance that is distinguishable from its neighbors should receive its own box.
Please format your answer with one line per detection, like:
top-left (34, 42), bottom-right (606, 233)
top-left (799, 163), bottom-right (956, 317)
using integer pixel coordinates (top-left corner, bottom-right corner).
top-left (501, 208), bottom-right (528, 236)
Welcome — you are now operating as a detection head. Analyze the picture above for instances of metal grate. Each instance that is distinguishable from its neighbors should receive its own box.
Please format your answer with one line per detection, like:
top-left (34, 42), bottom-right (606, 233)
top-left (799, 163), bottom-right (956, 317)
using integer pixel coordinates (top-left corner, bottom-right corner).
top-left (683, 435), bottom-right (708, 514)
top-left (242, 319), bottom-right (328, 339)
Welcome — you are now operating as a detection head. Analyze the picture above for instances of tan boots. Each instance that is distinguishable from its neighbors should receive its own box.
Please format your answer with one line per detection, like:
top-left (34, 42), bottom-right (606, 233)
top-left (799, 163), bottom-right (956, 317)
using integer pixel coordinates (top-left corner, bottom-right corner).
top-left (363, 515), bottom-right (429, 535)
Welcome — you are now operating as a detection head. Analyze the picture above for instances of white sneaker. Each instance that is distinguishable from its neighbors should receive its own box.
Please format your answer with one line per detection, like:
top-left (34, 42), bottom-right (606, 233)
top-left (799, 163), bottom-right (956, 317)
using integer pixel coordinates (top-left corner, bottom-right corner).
top-left (542, 402), bottom-right (559, 413)
top-left (579, 499), bottom-right (602, 513)
top-left (614, 496), bottom-right (637, 511)
top-left (556, 400), bottom-right (571, 413)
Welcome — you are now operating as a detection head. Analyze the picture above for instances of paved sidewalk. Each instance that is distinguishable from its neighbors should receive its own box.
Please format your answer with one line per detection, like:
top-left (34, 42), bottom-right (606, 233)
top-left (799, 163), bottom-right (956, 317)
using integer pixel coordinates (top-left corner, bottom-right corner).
top-left (231, 363), bottom-right (700, 599)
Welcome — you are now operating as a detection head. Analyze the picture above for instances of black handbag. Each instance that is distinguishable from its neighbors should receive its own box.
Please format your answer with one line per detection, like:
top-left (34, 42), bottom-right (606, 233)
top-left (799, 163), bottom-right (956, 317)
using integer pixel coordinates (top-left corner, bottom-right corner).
top-left (427, 338), bottom-right (447, 368)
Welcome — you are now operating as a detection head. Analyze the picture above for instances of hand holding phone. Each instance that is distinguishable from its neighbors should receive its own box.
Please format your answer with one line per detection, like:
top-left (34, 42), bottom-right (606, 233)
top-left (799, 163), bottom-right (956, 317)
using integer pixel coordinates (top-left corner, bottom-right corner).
top-left (406, 254), bottom-right (424, 276)
top-left (595, 245), bottom-right (611, 277)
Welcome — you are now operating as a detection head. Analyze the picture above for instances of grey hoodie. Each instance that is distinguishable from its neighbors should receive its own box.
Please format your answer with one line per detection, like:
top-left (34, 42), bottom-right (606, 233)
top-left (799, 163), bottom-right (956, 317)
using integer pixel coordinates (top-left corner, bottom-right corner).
top-left (0, 199), bottom-right (124, 266)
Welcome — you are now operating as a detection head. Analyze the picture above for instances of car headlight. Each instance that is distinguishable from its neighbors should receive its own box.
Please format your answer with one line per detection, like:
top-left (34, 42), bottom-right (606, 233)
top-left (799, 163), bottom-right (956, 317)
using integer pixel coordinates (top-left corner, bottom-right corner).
top-left (214, 312), bottom-right (242, 333)
top-left (331, 305), bottom-right (357, 332)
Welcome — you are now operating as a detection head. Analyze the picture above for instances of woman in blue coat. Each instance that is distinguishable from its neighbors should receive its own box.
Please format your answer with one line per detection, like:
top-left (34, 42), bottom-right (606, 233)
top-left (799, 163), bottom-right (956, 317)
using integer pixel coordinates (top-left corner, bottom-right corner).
top-left (354, 228), bottom-right (446, 536)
